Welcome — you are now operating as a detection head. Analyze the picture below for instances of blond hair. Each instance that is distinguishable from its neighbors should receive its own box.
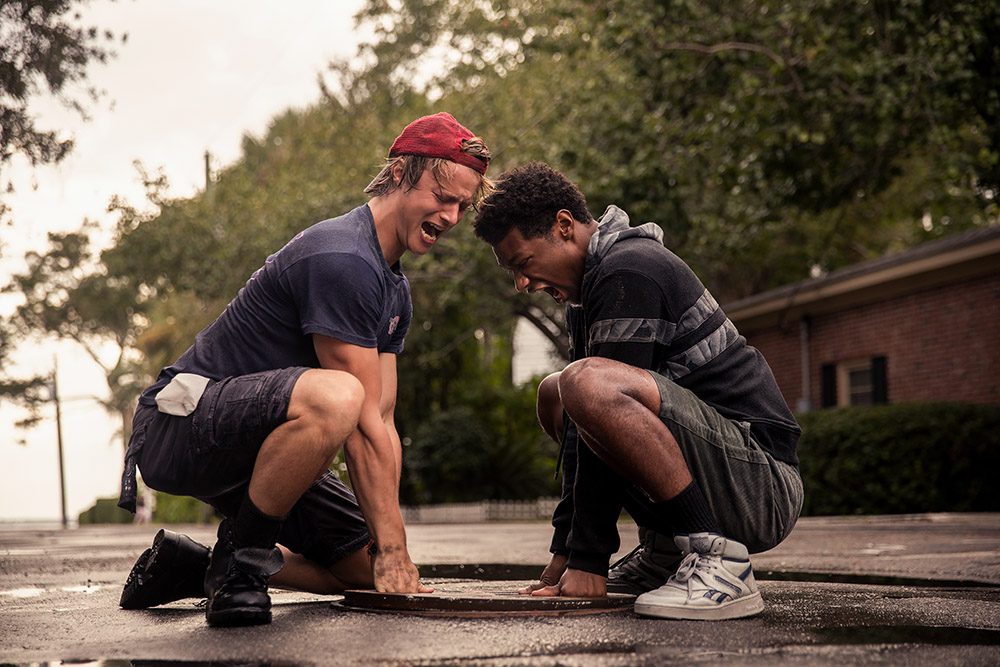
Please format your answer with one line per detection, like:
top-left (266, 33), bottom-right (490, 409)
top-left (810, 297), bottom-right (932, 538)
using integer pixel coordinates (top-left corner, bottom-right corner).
top-left (365, 138), bottom-right (495, 209)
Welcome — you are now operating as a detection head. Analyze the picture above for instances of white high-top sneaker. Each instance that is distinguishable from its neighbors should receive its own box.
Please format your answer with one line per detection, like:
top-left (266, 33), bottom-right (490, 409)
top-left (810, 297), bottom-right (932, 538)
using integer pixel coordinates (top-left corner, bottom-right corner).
top-left (633, 533), bottom-right (763, 620)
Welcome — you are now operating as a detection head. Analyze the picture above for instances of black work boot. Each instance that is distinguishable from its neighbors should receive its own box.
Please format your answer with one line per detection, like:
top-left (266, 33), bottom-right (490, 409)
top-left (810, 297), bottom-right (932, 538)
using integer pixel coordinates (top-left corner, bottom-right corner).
top-left (204, 519), bottom-right (284, 627)
top-left (606, 526), bottom-right (682, 595)
top-left (120, 529), bottom-right (211, 609)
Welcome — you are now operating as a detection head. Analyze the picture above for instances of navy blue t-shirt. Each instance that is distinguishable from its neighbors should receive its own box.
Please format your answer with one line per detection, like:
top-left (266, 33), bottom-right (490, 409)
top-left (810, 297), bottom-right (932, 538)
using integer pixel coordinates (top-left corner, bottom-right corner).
top-left (139, 204), bottom-right (411, 406)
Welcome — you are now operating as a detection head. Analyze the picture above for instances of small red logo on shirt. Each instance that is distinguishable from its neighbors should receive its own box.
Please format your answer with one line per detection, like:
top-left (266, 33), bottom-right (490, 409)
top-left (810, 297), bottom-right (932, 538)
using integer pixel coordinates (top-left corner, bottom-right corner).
top-left (388, 316), bottom-right (400, 335)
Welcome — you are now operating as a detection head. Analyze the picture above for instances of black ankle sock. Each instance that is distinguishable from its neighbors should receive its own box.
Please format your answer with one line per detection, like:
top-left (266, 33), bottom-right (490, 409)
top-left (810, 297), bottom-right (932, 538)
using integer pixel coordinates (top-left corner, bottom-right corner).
top-left (653, 481), bottom-right (720, 536)
top-left (233, 492), bottom-right (285, 549)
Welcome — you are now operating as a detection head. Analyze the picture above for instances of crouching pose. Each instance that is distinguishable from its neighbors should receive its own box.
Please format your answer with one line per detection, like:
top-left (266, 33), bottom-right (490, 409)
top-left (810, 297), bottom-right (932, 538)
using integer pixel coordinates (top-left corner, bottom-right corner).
top-left (117, 113), bottom-right (492, 626)
top-left (472, 162), bottom-right (802, 620)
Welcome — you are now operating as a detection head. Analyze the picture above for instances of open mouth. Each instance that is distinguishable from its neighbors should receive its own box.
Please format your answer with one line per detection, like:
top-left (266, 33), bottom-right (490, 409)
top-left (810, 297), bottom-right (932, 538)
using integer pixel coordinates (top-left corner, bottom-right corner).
top-left (421, 221), bottom-right (443, 244)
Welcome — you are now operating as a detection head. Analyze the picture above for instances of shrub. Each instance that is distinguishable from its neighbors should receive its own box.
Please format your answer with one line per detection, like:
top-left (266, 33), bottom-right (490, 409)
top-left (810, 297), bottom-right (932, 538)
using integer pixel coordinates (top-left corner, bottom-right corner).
top-left (78, 497), bottom-right (133, 524)
top-left (153, 491), bottom-right (217, 523)
top-left (796, 402), bottom-right (1000, 516)
top-left (403, 383), bottom-right (560, 504)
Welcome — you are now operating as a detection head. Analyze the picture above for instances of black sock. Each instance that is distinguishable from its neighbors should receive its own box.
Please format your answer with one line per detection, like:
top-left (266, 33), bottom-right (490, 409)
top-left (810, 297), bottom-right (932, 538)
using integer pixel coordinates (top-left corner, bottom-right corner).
top-left (653, 481), bottom-right (720, 536)
top-left (233, 492), bottom-right (285, 549)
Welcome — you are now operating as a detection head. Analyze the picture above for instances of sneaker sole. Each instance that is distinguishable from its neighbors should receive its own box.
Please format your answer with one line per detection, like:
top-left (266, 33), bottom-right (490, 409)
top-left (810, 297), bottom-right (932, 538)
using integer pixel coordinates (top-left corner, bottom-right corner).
top-left (119, 547), bottom-right (154, 608)
top-left (634, 591), bottom-right (764, 621)
top-left (605, 581), bottom-right (649, 596)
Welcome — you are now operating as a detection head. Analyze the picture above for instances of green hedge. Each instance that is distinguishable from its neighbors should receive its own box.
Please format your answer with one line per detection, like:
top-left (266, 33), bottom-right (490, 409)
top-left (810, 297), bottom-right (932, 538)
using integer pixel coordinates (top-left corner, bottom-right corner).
top-left (78, 492), bottom-right (218, 524)
top-left (796, 402), bottom-right (1000, 516)
top-left (78, 497), bottom-right (133, 525)
top-left (153, 491), bottom-right (218, 523)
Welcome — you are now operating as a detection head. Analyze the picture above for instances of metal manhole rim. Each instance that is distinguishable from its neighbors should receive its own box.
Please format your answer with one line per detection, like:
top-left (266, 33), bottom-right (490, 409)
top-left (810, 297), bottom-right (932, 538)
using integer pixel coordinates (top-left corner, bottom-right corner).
top-left (337, 587), bottom-right (636, 616)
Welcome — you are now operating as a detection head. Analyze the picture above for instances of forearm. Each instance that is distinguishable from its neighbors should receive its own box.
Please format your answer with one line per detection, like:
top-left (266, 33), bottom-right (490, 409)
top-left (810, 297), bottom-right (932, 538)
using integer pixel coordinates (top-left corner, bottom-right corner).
top-left (566, 430), bottom-right (628, 577)
top-left (344, 406), bottom-right (407, 550)
top-left (550, 418), bottom-right (578, 554)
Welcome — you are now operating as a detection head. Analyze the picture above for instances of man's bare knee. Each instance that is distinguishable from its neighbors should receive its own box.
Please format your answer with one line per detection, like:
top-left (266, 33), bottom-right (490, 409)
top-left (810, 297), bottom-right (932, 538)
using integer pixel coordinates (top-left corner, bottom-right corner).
top-left (558, 358), bottom-right (614, 416)
top-left (559, 358), bottom-right (660, 426)
top-left (537, 372), bottom-right (564, 442)
top-left (290, 369), bottom-right (365, 444)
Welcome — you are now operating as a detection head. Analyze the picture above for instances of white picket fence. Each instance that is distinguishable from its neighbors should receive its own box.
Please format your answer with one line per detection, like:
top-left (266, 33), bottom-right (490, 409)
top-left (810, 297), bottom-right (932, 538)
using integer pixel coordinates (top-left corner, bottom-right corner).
top-left (401, 497), bottom-right (560, 524)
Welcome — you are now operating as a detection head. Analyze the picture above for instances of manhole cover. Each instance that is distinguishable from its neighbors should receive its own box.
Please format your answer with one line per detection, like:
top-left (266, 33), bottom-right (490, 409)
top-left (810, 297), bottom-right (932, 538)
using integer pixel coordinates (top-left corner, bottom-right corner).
top-left (336, 584), bottom-right (635, 617)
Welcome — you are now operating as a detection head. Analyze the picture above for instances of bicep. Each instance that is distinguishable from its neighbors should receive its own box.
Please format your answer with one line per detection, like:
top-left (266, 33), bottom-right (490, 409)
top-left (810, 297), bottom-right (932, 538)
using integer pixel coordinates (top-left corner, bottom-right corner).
top-left (313, 333), bottom-right (382, 405)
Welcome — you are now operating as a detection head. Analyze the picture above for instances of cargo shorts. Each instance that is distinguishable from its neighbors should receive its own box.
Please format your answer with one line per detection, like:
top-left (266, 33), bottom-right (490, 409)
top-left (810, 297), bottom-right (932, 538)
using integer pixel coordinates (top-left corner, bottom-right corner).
top-left (119, 367), bottom-right (370, 567)
top-left (622, 370), bottom-right (804, 554)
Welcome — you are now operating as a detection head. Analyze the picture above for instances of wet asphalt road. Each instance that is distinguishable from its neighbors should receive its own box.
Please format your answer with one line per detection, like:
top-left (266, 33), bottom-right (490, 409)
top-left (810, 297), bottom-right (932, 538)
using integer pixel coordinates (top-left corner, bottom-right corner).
top-left (1, 514), bottom-right (998, 665)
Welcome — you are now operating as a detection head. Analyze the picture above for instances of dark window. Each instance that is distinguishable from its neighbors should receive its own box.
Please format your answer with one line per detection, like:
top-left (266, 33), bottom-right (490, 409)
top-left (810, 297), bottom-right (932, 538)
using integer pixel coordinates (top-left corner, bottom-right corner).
top-left (822, 356), bottom-right (889, 408)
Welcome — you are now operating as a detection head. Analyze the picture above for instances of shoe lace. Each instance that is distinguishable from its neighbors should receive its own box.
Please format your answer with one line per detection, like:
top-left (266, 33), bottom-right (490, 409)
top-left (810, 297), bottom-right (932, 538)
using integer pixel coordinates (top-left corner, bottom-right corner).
top-left (674, 551), bottom-right (709, 584)
top-left (122, 562), bottom-right (151, 591)
top-left (222, 561), bottom-right (269, 593)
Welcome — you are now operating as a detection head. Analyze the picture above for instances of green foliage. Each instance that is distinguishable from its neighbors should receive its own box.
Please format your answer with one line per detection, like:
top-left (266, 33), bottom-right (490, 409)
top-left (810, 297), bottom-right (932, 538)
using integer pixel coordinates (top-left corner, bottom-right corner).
top-left (357, 0), bottom-right (1000, 300)
top-left (402, 381), bottom-right (560, 504)
top-left (1, 223), bottom-right (147, 442)
top-left (0, 0), bottom-right (123, 222)
top-left (152, 491), bottom-right (217, 524)
top-left (0, 374), bottom-right (50, 432)
top-left (78, 496), bottom-right (132, 524)
top-left (797, 403), bottom-right (1000, 516)
top-left (8, 1), bottom-right (999, 511)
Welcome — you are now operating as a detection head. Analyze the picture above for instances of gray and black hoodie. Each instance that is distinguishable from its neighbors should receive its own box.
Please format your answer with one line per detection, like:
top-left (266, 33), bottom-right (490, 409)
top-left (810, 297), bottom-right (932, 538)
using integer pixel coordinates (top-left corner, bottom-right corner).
top-left (550, 205), bottom-right (801, 576)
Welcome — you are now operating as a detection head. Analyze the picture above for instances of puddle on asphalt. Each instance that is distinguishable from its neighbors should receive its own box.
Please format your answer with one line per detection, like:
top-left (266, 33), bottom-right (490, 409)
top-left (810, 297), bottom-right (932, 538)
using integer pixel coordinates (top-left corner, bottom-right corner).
top-left (0, 587), bottom-right (45, 598)
top-left (7, 564), bottom-right (997, 666)
top-left (12, 626), bottom-right (999, 667)
top-left (1, 583), bottom-right (102, 598)
top-left (11, 662), bottom-right (300, 666)
top-left (756, 569), bottom-right (998, 588)
top-left (9, 626), bottom-right (999, 666)
top-left (420, 562), bottom-right (996, 589)
top-left (816, 625), bottom-right (1000, 646)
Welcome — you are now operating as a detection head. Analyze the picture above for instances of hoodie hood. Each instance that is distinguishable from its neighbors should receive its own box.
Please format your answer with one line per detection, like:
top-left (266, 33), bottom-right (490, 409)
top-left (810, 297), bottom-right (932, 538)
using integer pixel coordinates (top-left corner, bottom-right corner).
top-left (585, 205), bottom-right (664, 273)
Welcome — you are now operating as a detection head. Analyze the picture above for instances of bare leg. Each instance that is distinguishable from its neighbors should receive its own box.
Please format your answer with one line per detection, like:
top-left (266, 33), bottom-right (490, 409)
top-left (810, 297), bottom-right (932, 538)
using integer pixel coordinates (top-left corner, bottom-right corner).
top-left (248, 369), bottom-right (365, 517)
top-left (536, 372), bottom-right (565, 444)
top-left (232, 369), bottom-right (372, 596)
top-left (205, 370), bottom-right (367, 625)
top-left (557, 357), bottom-right (692, 502)
top-left (271, 544), bottom-right (374, 594)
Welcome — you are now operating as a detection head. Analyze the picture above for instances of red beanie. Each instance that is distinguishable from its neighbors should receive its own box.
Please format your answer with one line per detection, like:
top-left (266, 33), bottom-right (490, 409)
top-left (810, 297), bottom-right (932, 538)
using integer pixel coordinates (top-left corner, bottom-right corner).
top-left (389, 112), bottom-right (489, 175)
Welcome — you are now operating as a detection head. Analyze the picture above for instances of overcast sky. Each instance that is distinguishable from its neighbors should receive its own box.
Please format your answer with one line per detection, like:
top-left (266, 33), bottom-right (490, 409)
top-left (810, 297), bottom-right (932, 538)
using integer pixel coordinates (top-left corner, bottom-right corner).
top-left (1, 0), bottom-right (370, 522)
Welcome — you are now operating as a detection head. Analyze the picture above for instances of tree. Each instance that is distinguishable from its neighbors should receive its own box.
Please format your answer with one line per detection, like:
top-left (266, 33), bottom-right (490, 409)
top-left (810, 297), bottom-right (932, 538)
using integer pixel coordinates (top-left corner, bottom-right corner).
top-left (12, 0), bottom-right (996, 505)
top-left (0, 0), bottom-right (123, 225)
top-left (354, 0), bottom-right (1000, 301)
top-left (0, 0), bottom-right (124, 440)
top-left (2, 223), bottom-right (147, 447)
top-left (94, 74), bottom-right (561, 502)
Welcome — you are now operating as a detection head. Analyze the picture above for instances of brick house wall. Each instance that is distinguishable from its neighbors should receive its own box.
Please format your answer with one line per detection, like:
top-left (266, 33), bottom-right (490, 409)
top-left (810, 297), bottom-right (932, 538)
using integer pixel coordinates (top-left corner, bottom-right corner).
top-left (739, 325), bottom-right (802, 412)
top-left (742, 271), bottom-right (1000, 410)
top-left (725, 226), bottom-right (1000, 412)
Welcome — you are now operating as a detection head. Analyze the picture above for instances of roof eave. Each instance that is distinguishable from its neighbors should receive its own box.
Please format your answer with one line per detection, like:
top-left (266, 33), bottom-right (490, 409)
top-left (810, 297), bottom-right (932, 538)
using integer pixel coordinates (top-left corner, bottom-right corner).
top-left (725, 231), bottom-right (1000, 332)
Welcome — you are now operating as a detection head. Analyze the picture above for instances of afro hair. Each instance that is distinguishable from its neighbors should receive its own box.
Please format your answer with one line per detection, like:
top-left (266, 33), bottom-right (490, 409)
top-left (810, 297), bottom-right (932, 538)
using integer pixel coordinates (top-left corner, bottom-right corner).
top-left (472, 162), bottom-right (593, 245)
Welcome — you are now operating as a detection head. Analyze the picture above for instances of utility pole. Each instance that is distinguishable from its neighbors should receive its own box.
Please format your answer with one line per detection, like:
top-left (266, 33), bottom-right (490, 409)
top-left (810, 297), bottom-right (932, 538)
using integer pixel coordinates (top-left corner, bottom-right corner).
top-left (204, 150), bottom-right (214, 196)
top-left (51, 356), bottom-right (68, 529)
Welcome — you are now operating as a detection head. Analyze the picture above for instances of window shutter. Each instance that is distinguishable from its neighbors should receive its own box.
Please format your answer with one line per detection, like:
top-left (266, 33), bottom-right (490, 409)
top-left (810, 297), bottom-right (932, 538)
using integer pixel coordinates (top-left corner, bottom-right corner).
top-left (821, 363), bottom-right (836, 408)
top-left (872, 355), bottom-right (888, 404)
